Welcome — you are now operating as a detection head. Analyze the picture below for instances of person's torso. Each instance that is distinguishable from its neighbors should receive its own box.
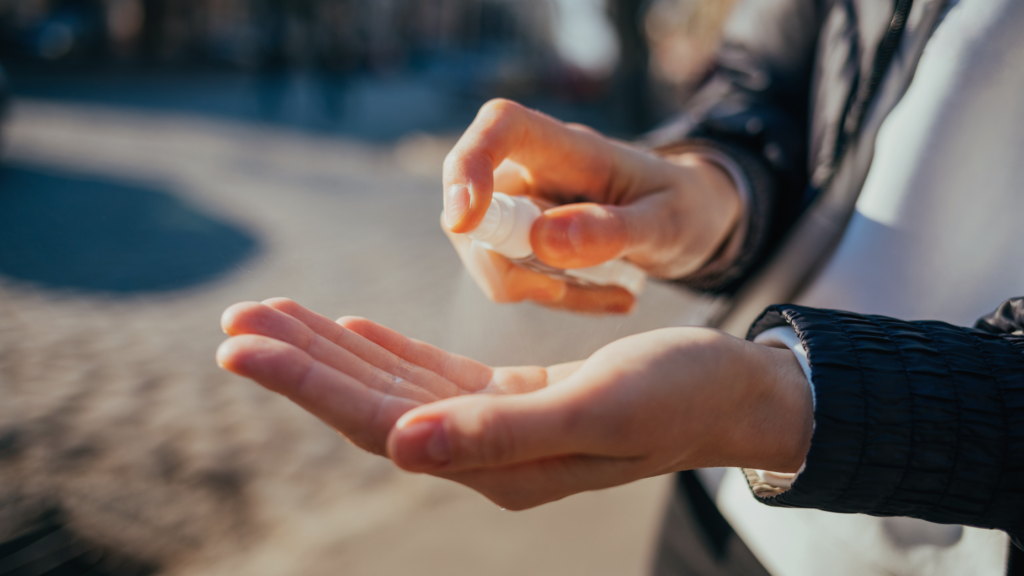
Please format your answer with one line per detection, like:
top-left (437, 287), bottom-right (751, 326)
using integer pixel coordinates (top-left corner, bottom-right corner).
top-left (716, 0), bottom-right (1024, 573)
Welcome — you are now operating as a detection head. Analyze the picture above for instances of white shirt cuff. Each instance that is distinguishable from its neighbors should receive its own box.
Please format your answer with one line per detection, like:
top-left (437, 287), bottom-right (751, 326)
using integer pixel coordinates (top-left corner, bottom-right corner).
top-left (750, 326), bottom-right (815, 491)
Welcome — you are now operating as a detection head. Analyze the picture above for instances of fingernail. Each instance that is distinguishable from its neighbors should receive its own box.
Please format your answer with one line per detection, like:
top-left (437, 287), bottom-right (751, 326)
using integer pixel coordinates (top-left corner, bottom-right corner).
top-left (396, 420), bottom-right (450, 468)
top-left (532, 214), bottom-right (581, 259)
top-left (567, 218), bottom-right (585, 256)
top-left (445, 184), bottom-right (470, 228)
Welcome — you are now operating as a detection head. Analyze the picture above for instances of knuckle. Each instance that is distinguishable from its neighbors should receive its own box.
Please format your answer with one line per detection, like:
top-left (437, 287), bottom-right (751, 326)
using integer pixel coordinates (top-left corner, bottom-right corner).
top-left (464, 406), bottom-right (516, 466)
top-left (565, 122), bottom-right (599, 136)
top-left (480, 97), bottom-right (522, 118)
top-left (336, 315), bottom-right (369, 331)
top-left (263, 297), bottom-right (299, 313)
top-left (442, 147), bottom-right (461, 172)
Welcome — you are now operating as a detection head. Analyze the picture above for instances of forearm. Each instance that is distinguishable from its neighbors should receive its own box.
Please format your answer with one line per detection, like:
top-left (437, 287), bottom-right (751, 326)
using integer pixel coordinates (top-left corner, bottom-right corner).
top-left (642, 0), bottom-right (824, 293)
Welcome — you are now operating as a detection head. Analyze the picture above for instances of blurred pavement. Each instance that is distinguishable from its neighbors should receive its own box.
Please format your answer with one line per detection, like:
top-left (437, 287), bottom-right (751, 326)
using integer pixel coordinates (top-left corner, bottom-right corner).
top-left (0, 99), bottom-right (718, 575)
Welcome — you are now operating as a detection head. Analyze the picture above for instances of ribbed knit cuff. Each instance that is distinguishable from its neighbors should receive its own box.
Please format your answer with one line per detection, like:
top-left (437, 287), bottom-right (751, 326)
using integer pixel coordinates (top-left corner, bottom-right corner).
top-left (744, 304), bottom-right (1024, 538)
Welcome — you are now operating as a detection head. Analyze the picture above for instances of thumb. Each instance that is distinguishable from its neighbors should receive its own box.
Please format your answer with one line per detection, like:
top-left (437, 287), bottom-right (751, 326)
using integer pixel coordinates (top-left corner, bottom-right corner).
top-left (386, 391), bottom-right (584, 473)
top-left (530, 195), bottom-right (681, 271)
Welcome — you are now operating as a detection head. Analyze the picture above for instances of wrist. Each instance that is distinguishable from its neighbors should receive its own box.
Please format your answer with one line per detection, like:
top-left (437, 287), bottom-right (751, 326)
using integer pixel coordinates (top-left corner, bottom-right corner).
top-left (663, 153), bottom-right (743, 277)
top-left (734, 340), bottom-right (814, 473)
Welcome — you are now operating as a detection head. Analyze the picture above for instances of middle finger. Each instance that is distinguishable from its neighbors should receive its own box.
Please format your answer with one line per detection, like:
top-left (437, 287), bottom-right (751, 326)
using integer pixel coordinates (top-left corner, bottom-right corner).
top-left (263, 298), bottom-right (465, 398)
top-left (223, 302), bottom-right (443, 402)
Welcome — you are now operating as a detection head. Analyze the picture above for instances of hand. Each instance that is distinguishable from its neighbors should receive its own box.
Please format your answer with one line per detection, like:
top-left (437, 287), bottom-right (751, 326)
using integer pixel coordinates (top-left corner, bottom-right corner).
top-left (441, 99), bottom-right (741, 314)
top-left (217, 299), bottom-right (813, 510)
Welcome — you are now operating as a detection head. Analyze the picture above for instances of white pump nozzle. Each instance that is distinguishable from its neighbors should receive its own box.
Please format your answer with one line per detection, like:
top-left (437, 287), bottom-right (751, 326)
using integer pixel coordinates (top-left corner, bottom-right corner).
top-left (466, 192), bottom-right (541, 260)
top-left (464, 192), bottom-right (647, 295)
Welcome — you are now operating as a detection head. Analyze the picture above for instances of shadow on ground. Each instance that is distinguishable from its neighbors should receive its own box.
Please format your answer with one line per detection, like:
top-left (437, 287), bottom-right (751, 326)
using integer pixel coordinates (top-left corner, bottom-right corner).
top-left (0, 164), bottom-right (259, 293)
top-left (0, 509), bottom-right (159, 576)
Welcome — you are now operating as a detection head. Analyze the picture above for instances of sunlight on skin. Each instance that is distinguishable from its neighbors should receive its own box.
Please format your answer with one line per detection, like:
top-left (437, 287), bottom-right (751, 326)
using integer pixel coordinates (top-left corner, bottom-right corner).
top-left (217, 298), bottom-right (813, 510)
top-left (441, 214), bottom-right (636, 314)
top-left (216, 298), bottom-right (634, 509)
top-left (440, 99), bottom-right (741, 315)
top-left (213, 98), bottom-right (808, 510)
top-left (218, 299), bottom-right (565, 452)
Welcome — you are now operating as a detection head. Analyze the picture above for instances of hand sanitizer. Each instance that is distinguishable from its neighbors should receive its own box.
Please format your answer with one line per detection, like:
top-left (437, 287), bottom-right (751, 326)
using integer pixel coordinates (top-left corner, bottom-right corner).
top-left (465, 192), bottom-right (646, 295)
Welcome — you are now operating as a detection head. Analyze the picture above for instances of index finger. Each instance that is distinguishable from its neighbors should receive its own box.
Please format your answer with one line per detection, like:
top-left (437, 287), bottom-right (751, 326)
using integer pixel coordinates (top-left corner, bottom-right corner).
top-left (337, 316), bottom-right (494, 393)
top-left (442, 99), bottom-right (614, 233)
top-left (262, 298), bottom-right (465, 398)
top-left (444, 224), bottom-right (635, 314)
top-left (217, 335), bottom-right (417, 455)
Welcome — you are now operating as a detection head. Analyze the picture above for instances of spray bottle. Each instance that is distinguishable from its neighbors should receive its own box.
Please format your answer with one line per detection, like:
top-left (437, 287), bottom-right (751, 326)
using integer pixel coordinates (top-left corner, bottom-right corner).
top-left (464, 192), bottom-right (646, 295)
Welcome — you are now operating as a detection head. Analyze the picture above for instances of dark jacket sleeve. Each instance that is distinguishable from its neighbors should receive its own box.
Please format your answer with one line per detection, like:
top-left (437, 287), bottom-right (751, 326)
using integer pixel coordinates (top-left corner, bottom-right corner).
top-left (744, 298), bottom-right (1024, 547)
top-left (643, 0), bottom-right (824, 293)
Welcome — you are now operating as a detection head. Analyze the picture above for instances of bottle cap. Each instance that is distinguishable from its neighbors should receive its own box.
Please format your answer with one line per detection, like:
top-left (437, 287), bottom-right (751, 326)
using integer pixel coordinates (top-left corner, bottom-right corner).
top-left (465, 192), bottom-right (647, 294)
top-left (467, 192), bottom-right (540, 259)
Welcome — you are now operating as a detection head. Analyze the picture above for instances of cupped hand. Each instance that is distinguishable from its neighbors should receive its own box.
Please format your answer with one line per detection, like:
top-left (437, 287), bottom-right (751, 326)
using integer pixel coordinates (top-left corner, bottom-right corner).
top-left (441, 99), bottom-right (741, 314)
top-left (217, 299), bottom-right (813, 510)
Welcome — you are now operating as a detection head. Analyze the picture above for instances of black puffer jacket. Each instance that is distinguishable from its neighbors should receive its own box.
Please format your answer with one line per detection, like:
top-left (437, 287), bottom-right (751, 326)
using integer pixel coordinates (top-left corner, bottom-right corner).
top-left (746, 297), bottom-right (1024, 550)
top-left (646, 0), bottom-right (1024, 566)
top-left (646, 0), bottom-right (920, 293)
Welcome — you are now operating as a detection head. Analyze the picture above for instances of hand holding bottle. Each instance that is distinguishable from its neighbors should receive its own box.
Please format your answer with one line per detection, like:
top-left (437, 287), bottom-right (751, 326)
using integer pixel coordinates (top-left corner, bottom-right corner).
top-left (442, 99), bottom-right (742, 314)
top-left (464, 192), bottom-right (647, 295)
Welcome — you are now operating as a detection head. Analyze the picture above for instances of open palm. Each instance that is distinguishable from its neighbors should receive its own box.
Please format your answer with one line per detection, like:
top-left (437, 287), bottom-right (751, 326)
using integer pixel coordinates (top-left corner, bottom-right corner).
top-left (218, 298), bottom-right (581, 455)
top-left (217, 298), bottom-right (811, 509)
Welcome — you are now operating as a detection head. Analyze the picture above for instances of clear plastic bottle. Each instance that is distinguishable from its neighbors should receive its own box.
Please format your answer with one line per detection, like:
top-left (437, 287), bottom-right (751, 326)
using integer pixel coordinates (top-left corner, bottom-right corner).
top-left (465, 192), bottom-right (646, 295)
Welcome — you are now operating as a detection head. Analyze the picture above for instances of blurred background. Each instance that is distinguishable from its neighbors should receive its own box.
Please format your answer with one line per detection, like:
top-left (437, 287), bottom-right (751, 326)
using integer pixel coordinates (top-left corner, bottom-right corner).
top-left (0, 1), bottom-right (736, 575)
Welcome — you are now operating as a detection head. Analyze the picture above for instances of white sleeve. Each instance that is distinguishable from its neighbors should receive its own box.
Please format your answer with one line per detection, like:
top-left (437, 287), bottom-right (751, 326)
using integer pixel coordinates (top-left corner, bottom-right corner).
top-left (749, 326), bottom-right (815, 490)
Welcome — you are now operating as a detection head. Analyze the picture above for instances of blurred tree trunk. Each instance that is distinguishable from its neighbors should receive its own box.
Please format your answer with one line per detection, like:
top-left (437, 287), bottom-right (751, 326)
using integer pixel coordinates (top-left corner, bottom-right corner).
top-left (607, 0), bottom-right (653, 135)
top-left (140, 0), bottom-right (167, 62)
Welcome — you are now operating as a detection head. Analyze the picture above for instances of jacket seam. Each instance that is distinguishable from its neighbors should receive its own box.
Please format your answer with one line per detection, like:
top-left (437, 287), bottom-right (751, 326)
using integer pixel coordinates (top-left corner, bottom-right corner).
top-left (814, 308), bottom-right (872, 509)
top-left (907, 321), bottom-right (965, 521)
top-left (866, 316), bottom-right (921, 515)
top-left (961, 328), bottom-right (1011, 528)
